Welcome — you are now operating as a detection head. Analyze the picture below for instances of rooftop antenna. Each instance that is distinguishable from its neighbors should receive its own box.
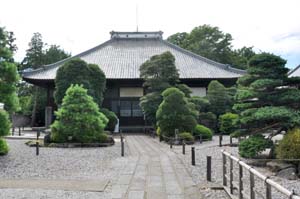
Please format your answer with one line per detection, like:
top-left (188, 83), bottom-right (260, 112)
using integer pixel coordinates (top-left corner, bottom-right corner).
top-left (136, 4), bottom-right (139, 32)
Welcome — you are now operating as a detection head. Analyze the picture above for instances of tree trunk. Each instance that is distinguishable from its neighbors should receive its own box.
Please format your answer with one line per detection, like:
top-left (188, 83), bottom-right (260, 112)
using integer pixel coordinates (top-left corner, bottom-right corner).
top-left (30, 86), bottom-right (38, 127)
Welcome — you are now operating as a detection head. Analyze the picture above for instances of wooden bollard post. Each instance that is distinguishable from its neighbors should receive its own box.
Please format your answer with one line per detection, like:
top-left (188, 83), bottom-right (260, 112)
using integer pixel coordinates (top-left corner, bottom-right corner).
top-left (159, 135), bottom-right (162, 142)
top-left (36, 141), bottom-right (39, 156)
top-left (191, 147), bottom-right (195, 166)
top-left (230, 136), bottom-right (233, 146)
top-left (121, 135), bottom-right (124, 157)
top-left (219, 134), bottom-right (223, 147)
top-left (19, 127), bottom-right (21, 136)
top-left (182, 142), bottom-right (185, 155)
top-left (207, 156), bottom-right (212, 181)
top-left (12, 127), bottom-right (15, 136)
top-left (199, 134), bottom-right (203, 144)
top-left (170, 140), bottom-right (173, 149)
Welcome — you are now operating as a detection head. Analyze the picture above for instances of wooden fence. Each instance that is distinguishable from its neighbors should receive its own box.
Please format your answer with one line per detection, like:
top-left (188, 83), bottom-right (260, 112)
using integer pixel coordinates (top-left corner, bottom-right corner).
top-left (222, 150), bottom-right (300, 199)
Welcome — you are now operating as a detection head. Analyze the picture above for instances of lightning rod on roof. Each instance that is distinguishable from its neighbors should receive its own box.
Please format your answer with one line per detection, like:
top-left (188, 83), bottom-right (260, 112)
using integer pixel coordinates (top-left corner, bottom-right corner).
top-left (136, 4), bottom-right (139, 32)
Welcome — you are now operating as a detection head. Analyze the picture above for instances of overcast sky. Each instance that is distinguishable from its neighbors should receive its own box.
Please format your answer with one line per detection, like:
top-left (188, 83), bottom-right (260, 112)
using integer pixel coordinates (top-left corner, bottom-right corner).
top-left (0, 0), bottom-right (299, 68)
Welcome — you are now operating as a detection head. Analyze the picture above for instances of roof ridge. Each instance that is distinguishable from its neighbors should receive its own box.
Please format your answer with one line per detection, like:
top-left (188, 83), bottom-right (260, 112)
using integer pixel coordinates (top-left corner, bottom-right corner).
top-left (162, 40), bottom-right (245, 75)
top-left (288, 64), bottom-right (300, 76)
top-left (22, 39), bottom-right (114, 77)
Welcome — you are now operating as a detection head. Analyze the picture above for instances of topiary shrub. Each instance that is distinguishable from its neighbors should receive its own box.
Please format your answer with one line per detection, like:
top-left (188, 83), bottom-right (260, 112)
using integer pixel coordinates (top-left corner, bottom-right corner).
top-left (0, 110), bottom-right (11, 137)
top-left (0, 138), bottom-right (9, 155)
top-left (219, 113), bottom-right (239, 135)
top-left (100, 108), bottom-right (118, 132)
top-left (178, 132), bottom-right (194, 142)
top-left (239, 134), bottom-right (273, 158)
top-left (156, 87), bottom-right (197, 138)
top-left (51, 85), bottom-right (108, 143)
top-left (193, 124), bottom-right (213, 140)
top-left (276, 128), bottom-right (300, 160)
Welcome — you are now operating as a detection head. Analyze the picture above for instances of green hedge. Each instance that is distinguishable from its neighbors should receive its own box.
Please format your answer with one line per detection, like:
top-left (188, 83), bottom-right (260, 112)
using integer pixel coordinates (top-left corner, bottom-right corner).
top-left (276, 128), bottom-right (300, 160)
top-left (178, 132), bottom-right (194, 142)
top-left (193, 124), bottom-right (213, 140)
top-left (0, 138), bottom-right (9, 155)
top-left (100, 108), bottom-right (118, 132)
top-left (239, 134), bottom-right (273, 158)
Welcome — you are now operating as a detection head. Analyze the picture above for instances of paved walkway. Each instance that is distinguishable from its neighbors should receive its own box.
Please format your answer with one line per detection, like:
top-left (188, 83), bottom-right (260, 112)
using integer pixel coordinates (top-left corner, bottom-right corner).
top-left (112, 135), bottom-right (201, 199)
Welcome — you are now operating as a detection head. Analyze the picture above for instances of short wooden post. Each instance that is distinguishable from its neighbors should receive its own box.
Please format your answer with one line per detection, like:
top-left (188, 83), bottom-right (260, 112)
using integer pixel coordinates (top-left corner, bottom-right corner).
top-left (182, 142), bottom-right (185, 155)
top-left (12, 127), bottom-right (15, 136)
top-left (121, 135), bottom-right (124, 157)
top-left (19, 127), bottom-right (21, 136)
top-left (239, 164), bottom-right (244, 199)
top-left (266, 182), bottom-right (272, 199)
top-left (207, 156), bottom-right (212, 181)
top-left (159, 135), bottom-right (162, 142)
top-left (219, 134), bottom-right (223, 147)
top-left (230, 158), bottom-right (234, 194)
top-left (230, 136), bottom-right (233, 146)
top-left (250, 171), bottom-right (255, 199)
top-left (170, 140), bottom-right (173, 149)
top-left (191, 147), bottom-right (195, 166)
top-left (223, 153), bottom-right (227, 186)
top-left (36, 141), bottom-right (39, 156)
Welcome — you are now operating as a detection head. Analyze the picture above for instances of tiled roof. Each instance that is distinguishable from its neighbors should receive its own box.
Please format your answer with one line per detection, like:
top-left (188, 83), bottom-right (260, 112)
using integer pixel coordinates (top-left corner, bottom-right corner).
top-left (22, 31), bottom-right (245, 81)
top-left (288, 65), bottom-right (300, 77)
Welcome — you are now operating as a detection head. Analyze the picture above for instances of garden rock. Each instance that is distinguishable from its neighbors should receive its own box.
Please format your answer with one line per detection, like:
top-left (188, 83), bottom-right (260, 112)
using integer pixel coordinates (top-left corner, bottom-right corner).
top-left (276, 167), bottom-right (298, 180)
top-left (245, 159), bottom-right (268, 167)
top-left (266, 161), bottom-right (294, 172)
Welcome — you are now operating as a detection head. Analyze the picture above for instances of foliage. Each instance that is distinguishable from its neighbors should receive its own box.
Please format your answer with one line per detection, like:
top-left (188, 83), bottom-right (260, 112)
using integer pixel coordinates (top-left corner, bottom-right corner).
top-left (276, 128), bottom-right (300, 160)
top-left (100, 108), bottom-right (118, 131)
top-left (55, 58), bottom-right (106, 106)
top-left (234, 53), bottom-right (300, 136)
top-left (21, 32), bottom-right (45, 69)
top-left (176, 84), bottom-right (192, 98)
top-left (140, 51), bottom-right (179, 92)
top-left (219, 113), bottom-right (239, 135)
top-left (17, 95), bottom-right (32, 116)
top-left (190, 96), bottom-right (210, 112)
top-left (167, 25), bottom-right (255, 69)
top-left (20, 33), bottom-right (70, 126)
top-left (0, 110), bottom-right (11, 137)
top-left (140, 92), bottom-right (162, 125)
top-left (198, 112), bottom-right (217, 131)
top-left (207, 80), bottom-right (232, 117)
top-left (0, 27), bottom-right (19, 113)
top-left (156, 87), bottom-right (197, 137)
top-left (0, 138), bottom-right (9, 155)
top-left (178, 132), bottom-right (194, 142)
top-left (140, 52), bottom-right (180, 125)
top-left (193, 124), bottom-right (213, 140)
top-left (51, 85), bottom-right (108, 143)
top-left (239, 134), bottom-right (273, 158)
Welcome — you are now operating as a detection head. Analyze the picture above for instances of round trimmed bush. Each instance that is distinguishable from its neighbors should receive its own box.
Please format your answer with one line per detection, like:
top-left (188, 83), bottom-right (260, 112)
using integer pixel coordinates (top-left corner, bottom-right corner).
top-left (51, 85), bottom-right (108, 143)
top-left (276, 128), bottom-right (300, 160)
top-left (239, 134), bottom-right (273, 158)
top-left (0, 110), bottom-right (11, 137)
top-left (0, 138), bottom-right (9, 155)
top-left (100, 108), bottom-right (118, 132)
top-left (219, 113), bottom-right (238, 135)
top-left (193, 124), bottom-right (213, 140)
top-left (178, 132), bottom-right (194, 142)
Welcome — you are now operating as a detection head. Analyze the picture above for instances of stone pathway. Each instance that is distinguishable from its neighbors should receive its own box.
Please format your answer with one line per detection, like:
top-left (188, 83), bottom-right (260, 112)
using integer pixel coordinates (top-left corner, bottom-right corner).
top-left (113, 135), bottom-right (201, 199)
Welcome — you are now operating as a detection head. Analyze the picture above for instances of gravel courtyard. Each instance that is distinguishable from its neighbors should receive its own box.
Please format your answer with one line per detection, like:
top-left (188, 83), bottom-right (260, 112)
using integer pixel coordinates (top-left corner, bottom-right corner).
top-left (0, 135), bottom-right (299, 199)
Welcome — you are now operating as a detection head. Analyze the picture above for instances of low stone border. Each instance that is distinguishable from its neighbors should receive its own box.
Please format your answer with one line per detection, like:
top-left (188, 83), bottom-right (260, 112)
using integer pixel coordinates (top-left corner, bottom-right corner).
top-left (25, 140), bottom-right (115, 148)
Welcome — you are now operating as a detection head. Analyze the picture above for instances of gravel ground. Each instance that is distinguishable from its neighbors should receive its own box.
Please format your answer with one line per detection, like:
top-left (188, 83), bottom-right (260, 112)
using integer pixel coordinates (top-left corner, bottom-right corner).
top-left (170, 135), bottom-right (300, 199)
top-left (0, 137), bottom-right (129, 199)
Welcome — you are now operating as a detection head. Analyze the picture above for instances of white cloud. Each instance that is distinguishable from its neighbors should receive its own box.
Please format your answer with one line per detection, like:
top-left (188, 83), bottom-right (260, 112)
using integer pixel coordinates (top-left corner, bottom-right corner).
top-left (0, 0), bottom-right (299, 67)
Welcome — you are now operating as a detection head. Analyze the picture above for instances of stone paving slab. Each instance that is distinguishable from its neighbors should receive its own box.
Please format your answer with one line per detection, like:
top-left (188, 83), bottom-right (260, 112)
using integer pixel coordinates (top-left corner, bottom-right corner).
top-left (0, 179), bottom-right (109, 192)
